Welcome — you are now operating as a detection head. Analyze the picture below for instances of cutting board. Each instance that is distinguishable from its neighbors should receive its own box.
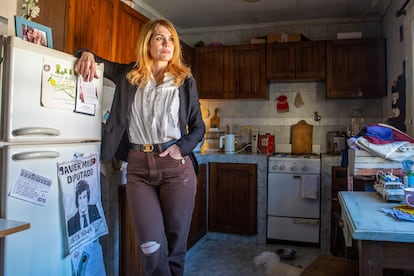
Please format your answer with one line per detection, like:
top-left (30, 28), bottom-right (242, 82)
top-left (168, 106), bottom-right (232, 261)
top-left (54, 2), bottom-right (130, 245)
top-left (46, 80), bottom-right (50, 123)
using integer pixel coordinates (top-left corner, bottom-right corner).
top-left (210, 108), bottom-right (220, 129)
top-left (291, 120), bottom-right (313, 154)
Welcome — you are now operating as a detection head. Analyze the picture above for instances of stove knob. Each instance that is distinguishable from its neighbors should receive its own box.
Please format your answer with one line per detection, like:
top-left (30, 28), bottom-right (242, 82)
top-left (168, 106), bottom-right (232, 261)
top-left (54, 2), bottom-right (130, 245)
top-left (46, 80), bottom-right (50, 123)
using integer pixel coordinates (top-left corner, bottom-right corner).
top-left (302, 165), bottom-right (308, 171)
top-left (272, 165), bottom-right (278, 170)
top-left (290, 165), bottom-right (297, 171)
top-left (279, 164), bottom-right (286, 171)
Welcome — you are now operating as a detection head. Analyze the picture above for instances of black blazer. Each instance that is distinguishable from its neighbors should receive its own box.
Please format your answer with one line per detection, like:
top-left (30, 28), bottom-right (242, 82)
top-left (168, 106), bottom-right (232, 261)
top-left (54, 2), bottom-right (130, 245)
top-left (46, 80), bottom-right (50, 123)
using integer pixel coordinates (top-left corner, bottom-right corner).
top-left (67, 204), bottom-right (101, 236)
top-left (78, 52), bottom-right (205, 171)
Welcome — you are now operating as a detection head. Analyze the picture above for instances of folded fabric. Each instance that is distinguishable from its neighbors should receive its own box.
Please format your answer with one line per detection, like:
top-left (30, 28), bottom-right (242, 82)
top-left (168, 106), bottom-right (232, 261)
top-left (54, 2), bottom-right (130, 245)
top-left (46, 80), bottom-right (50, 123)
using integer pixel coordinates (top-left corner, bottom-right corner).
top-left (354, 136), bottom-right (414, 161)
top-left (381, 208), bottom-right (414, 221)
top-left (364, 125), bottom-right (393, 143)
top-left (301, 175), bottom-right (320, 199)
top-left (381, 205), bottom-right (414, 221)
top-left (393, 204), bottom-right (414, 215)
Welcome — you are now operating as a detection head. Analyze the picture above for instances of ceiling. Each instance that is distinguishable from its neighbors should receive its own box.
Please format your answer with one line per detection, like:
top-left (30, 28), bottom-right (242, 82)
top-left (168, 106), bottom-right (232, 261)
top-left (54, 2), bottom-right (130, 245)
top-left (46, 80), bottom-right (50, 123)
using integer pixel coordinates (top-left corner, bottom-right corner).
top-left (135, 0), bottom-right (393, 30)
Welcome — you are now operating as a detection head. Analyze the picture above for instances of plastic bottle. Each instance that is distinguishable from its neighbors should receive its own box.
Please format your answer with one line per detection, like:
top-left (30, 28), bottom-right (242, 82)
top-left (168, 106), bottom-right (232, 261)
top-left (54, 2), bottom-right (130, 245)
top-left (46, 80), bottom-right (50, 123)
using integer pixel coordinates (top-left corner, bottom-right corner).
top-left (408, 171), bottom-right (414, 188)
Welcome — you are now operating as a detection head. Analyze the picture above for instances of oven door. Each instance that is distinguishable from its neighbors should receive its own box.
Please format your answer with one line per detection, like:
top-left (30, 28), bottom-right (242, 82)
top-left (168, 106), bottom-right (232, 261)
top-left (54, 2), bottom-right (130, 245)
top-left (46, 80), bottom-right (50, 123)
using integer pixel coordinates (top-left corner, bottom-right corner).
top-left (268, 173), bottom-right (320, 218)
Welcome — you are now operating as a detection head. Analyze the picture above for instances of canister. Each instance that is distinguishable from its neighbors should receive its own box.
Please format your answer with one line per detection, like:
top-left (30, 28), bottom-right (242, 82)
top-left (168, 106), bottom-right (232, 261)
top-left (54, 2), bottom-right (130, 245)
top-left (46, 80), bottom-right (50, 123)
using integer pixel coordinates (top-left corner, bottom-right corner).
top-left (258, 133), bottom-right (275, 155)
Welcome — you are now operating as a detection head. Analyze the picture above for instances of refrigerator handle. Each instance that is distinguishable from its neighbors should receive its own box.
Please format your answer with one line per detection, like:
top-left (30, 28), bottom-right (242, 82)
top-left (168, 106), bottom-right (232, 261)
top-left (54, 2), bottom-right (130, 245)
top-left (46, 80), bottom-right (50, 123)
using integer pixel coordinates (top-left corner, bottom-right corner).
top-left (12, 151), bottom-right (60, 161)
top-left (12, 127), bottom-right (60, 137)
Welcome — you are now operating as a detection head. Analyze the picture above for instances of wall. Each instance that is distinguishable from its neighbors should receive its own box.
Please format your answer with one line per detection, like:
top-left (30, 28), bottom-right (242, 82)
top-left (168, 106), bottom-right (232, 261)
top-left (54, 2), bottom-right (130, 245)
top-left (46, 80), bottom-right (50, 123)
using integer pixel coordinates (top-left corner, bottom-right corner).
top-left (382, 0), bottom-right (414, 137)
top-left (178, 19), bottom-right (385, 153)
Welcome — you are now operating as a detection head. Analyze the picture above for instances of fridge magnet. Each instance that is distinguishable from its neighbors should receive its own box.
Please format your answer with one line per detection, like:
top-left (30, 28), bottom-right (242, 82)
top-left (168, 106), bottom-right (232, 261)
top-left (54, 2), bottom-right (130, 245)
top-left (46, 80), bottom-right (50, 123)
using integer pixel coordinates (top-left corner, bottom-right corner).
top-left (276, 95), bottom-right (289, 113)
top-left (58, 153), bottom-right (108, 253)
top-left (14, 15), bottom-right (53, 48)
top-left (8, 168), bottom-right (52, 206)
top-left (41, 57), bottom-right (77, 110)
top-left (74, 77), bottom-right (100, 116)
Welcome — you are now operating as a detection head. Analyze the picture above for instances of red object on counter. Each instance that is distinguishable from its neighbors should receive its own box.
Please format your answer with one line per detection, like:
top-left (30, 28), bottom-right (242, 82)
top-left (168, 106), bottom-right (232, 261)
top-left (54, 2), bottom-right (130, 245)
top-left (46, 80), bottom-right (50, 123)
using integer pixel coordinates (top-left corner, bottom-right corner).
top-left (258, 134), bottom-right (275, 155)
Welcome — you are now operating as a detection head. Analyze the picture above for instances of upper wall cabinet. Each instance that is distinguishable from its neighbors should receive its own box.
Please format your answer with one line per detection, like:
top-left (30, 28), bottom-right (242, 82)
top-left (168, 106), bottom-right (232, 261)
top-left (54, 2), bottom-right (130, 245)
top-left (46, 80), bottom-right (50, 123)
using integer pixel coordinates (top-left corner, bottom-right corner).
top-left (266, 41), bottom-right (326, 81)
top-left (112, 3), bottom-right (148, 63)
top-left (193, 46), bottom-right (226, 99)
top-left (35, 0), bottom-right (148, 63)
top-left (228, 44), bottom-right (267, 99)
top-left (181, 41), bottom-right (194, 68)
top-left (326, 38), bottom-right (386, 98)
top-left (193, 44), bottom-right (267, 99)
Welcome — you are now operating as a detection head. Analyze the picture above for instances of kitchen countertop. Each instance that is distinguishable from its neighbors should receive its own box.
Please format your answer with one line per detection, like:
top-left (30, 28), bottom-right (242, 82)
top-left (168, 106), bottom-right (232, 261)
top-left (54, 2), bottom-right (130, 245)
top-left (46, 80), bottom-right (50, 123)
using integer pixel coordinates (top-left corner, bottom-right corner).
top-left (194, 151), bottom-right (268, 164)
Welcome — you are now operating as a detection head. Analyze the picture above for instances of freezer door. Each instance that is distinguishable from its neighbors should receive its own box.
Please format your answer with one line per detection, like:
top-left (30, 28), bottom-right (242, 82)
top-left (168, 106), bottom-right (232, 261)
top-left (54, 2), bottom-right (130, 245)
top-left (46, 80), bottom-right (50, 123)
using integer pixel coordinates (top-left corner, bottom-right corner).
top-left (1, 36), bottom-right (104, 143)
top-left (0, 142), bottom-right (101, 276)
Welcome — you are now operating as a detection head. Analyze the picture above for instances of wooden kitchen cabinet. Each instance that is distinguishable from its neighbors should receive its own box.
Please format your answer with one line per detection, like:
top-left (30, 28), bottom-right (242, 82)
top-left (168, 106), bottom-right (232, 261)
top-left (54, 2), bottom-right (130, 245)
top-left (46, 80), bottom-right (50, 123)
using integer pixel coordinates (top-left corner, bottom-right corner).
top-left (266, 40), bottom-right (326, 81)
top-left (35, 0), bottom-right (148, 62)
top-left (187, 163), bottom-right (207, 248)
top-left (119, 163), bottom-right (207, 274)
top-left (326, 38), bottom-right (386, 98)
top-left (208, 162), bottom-right (257, 235)
top-left (228, 44), bottom-right (267, 98)
top-left (181, 41), bottom-right (195, 68)
top-left (112, 2), bottom-right (148, 63)
top-left (193, 44), bottom-right (267, 99)
top-left (193, 46), bottom-right (227, 99)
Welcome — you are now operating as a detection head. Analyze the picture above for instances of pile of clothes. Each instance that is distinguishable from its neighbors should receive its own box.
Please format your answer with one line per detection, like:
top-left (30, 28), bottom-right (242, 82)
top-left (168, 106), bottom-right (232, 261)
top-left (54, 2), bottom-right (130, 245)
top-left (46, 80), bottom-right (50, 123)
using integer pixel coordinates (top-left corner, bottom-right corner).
top-left (347, 123), bottom-right (414, 162)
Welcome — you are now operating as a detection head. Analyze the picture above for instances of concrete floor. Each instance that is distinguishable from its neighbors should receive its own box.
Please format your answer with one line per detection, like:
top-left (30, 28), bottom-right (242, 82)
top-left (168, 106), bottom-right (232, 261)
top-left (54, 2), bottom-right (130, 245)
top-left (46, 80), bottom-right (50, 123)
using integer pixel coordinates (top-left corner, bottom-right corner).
top-left (184, 238), bottom-right (322, 276)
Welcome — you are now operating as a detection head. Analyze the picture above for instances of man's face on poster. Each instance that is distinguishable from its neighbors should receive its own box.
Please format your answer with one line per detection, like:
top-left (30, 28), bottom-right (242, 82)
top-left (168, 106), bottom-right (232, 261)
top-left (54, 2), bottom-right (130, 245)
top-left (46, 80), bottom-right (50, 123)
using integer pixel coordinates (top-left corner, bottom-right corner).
top-left (78, 190), bottom-right (88, 215)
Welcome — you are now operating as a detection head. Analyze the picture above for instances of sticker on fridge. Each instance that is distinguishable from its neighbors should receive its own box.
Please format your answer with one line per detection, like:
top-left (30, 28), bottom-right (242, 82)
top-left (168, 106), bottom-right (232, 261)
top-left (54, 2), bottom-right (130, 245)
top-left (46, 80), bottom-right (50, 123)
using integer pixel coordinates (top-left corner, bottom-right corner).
top-left (58, 153), bottom-right (108, 253)
top-left (8, 168), bottom-right (52, 206)
top-left (41, 57), bottom-right (77, 110)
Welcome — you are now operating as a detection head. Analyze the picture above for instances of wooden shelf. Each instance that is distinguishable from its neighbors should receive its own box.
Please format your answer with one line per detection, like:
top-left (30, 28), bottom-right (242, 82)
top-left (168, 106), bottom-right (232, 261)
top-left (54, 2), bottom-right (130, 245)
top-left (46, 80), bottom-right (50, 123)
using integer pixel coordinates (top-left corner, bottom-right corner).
top-left (0, 219), bottom-right (30, 238)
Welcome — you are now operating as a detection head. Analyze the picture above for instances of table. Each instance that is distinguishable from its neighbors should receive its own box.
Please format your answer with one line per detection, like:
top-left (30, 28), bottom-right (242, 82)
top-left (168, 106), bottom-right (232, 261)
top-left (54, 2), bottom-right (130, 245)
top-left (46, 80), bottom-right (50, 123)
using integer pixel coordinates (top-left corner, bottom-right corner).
top-left (339, 191), bottom-right (414, 276)
top-left (0, 218), bottom-right (30, 238)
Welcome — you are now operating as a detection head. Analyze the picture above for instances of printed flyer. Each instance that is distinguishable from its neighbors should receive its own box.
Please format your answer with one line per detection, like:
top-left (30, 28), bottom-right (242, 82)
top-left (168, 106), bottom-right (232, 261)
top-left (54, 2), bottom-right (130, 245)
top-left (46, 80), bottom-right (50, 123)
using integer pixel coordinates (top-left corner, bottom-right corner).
top-left (58, 153), bottom-right (108, 253)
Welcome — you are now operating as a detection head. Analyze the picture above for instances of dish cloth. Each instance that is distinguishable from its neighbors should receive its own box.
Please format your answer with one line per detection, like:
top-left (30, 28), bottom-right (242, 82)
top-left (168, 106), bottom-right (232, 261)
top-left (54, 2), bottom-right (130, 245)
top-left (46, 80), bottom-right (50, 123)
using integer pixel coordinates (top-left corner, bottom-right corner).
top-left (301, 175), bottom-right (320, 199)
top-left (381, 204), bottom-right (414, 221)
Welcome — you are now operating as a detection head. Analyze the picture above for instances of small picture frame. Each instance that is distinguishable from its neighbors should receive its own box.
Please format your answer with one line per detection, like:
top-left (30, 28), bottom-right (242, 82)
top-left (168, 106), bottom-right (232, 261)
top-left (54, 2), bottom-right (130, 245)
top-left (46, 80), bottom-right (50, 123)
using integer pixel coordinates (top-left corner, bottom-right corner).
top-left (14, 15), bottom-right (53, 48)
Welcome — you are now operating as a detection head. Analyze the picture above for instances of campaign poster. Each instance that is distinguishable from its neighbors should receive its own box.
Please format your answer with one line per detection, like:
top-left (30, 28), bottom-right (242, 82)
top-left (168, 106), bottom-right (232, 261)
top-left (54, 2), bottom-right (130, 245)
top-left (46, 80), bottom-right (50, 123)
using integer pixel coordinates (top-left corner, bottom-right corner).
top-left (58, 153), bottom-right (108, 253)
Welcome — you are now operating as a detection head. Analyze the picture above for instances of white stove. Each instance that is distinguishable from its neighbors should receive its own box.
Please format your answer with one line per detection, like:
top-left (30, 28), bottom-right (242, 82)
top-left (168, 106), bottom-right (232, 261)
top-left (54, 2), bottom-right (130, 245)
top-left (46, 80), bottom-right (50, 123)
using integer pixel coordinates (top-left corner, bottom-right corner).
top-left (267, 152), bottom-right (321, 245)
top-left (268, 153), bottom-right (321, 174)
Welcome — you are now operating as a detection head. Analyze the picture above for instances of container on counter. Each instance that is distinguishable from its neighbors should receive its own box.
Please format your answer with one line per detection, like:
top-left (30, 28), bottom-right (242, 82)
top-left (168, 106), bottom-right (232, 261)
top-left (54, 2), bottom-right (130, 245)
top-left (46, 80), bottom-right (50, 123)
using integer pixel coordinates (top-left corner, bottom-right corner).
top-left (258, 133), bottom-right (275, 155)
top-left (203, 128), bottom-right (225, 152)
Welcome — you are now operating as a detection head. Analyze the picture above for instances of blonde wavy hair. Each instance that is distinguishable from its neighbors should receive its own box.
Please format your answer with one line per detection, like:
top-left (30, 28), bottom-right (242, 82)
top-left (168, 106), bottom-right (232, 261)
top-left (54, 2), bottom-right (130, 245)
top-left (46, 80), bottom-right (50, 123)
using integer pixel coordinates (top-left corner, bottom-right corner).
top-left (126, 19), bottom-right (191, 87)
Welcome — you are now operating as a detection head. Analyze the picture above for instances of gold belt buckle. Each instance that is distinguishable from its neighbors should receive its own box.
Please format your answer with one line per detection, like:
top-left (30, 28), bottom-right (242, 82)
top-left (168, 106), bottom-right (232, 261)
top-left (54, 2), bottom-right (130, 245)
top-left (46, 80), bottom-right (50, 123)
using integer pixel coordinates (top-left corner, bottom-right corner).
top-left (143, 144), bottom-right (154, 153)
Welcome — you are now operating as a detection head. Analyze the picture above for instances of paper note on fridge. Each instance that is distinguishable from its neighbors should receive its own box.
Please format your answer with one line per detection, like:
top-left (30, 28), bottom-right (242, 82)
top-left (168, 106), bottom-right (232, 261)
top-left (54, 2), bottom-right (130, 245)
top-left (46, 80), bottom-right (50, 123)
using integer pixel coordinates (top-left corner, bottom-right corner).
top-left (9, 168), bottom-right (52, 206)
top-left (74, 77), bottom-right (100, 115)
top-left (41, 57), bottom-right (77, 110)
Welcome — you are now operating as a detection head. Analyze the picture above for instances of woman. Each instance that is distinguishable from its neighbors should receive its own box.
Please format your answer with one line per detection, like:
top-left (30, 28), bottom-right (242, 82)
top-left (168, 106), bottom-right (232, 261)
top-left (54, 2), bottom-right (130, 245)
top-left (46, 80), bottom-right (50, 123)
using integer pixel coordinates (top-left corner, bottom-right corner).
top-left (75, 19), bottom-right (205, 275)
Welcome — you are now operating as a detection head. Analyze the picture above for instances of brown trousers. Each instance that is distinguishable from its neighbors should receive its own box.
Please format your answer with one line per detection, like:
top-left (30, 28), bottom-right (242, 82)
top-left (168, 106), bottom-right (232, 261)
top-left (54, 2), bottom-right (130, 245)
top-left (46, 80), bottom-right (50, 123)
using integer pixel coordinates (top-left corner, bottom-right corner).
top-left (126, 150), bottom-right (197, 276)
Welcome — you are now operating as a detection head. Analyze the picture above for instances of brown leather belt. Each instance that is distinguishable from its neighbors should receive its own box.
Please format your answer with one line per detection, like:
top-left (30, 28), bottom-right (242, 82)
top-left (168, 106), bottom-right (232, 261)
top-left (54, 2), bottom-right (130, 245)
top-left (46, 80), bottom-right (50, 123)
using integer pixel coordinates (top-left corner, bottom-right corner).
top-left (130, 140), bottom-right (177, 153)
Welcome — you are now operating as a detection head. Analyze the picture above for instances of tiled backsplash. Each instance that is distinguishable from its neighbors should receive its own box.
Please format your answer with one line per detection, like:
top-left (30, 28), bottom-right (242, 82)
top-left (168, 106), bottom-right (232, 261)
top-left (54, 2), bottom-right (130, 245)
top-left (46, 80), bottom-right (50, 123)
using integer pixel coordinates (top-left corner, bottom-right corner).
top-left (200, 82), bottom-right (384, 153)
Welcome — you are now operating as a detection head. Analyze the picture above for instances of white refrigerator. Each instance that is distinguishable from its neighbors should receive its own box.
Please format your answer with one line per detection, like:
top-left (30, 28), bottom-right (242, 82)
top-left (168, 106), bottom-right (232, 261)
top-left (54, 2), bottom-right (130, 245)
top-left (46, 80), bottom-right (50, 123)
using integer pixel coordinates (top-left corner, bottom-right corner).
top-left (0, 36), bottom-right (105, 275)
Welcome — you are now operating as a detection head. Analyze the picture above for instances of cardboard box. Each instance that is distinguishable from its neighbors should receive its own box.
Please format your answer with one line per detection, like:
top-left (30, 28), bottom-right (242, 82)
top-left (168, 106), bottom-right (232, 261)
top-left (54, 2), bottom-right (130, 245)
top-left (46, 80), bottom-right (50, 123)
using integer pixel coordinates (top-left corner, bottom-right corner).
top-left (267, 33), bottom-right (308, 43)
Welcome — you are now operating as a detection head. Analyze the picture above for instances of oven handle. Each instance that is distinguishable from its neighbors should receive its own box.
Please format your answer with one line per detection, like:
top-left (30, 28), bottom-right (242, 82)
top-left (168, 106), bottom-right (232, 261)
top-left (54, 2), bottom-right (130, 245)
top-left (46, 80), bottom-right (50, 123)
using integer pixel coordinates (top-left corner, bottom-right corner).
top-left (292, 218), bottom-right (320, 225)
